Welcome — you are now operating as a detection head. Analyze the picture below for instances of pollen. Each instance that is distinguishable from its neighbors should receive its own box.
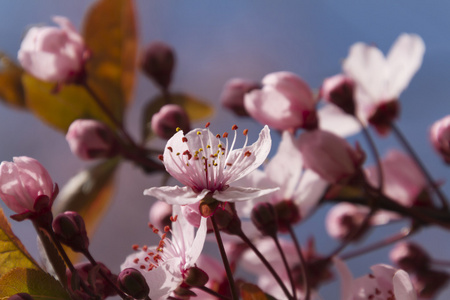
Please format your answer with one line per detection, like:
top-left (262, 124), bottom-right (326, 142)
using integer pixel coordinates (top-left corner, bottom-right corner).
top-left (244, 151), bottom-right (252, 157)
top-left (243, 129), bottom-right (248, 136)
top-left (176, 127), bottom-right (181, 132)
top-left (132, 244), bottom-right (139, 251)
top-left (182, 137), bottom-right (188, 142)
top-left (223, 132), bottom-right (229, 138)
top-left (197, 131), bottom-right (202, 135)
top-left (205, 122), bottom-right (211, 128)
top-left (232, 124), bottom-right (238, 130)
top-left (167, 146), bottom-right (173, 152)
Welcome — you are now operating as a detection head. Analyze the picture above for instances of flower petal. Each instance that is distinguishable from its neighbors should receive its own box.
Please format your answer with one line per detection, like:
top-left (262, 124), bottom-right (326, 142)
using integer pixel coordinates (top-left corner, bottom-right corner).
top-left (393, 270), bottom-right (417, 300)
top-left (144, 186), bottom-right (209, 205)
top-left (318, 104), bottom-right (362, 137)
top-left (224, 125), bottom-right (271, 183)
top-left (387, 33), bottom-right (425, 99)
top-left (213, 186), bottom-right (278, 202)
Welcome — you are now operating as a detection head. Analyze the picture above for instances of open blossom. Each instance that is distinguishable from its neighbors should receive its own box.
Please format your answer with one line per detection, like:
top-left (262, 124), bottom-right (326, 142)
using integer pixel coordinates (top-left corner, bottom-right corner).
top-left (244, 72), bottom-right (317, 131)
top-left (144, 125), bottom-right (275, 206)
top-left (18, 16), bottom-right (87, 83)
top-left (237, 131), bottom-right (327, 229)
top-left (340, 264), bottom-right (417, 300)
top-left (0, 157), bottom-right (57, 222)
top-left (121, 205), bottom-right (207, 300)
top-left (430, 115), bottom-right (450, 164)
top-left (319, 34), bottom-right (425, 136)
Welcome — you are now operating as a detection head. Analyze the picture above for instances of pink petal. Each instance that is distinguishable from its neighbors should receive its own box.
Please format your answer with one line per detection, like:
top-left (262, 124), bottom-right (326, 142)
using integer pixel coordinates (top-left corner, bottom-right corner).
top-left (387, 34), bottom-right (425, 99)
top-left (393, 270), bottom-right (417, 300)
top-left (144, 186), bottom-right (209, 205)
top-left (224, 125), bottom-right (271, 183)
top-left (318, 104), bottom-right (362, 137)
top-left (213, 186), bottom-right (278, 202)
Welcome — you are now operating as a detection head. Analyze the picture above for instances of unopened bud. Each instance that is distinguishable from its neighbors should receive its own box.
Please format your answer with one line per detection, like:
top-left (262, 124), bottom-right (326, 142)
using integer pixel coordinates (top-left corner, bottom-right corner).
top-left (140, 41), bottom-right (175, 90)
top-left (320, 74), bottom-right (355, 115)
top-left (53, 211), bottom-right (89, 252)
top-left (251, 203), bottom-right (278, 236)
top-left (430, 115), bottom-right (450, 164)
top-left (213, 203), bottom-right (242, 235)
top-left (151, 104), bottom-right (190, 139)
top-left (325, 203), bottom-right (370, 241)
top-left (9, 293), bottom-right (34, 300)
top-left (389, 242), bottom-right (430, 272)
top-left (118, 268), bottom-right (150, 299)
top-left (66, 119), bottom-right (118, 160)
top-left (174, 285), bottom-right (197, 297)
top-left (220, 78), bottom-right (260, 117)
top-left (67, 262), bottom-right (117, 299)
top-left (184, 266), bottom-right (209, 287)
top-left (274, 200), bottom-right (301, 232)
top-left (149, 201), bottom-right (172, 230)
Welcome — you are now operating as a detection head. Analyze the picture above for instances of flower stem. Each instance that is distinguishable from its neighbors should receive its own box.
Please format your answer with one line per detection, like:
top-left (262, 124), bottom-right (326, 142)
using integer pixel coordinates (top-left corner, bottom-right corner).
top-left (272, 235), bottom-right (298, 300)
top-left (287, 225), bottom-right (310, 300)
top-left (211, 214), bottom-right (239, 300)
top-left (341, 227), bottom-right (413, 260)
top-left (358, 118), bottom-right (384, 192)
top-left (197, 285), bottom-right (231, 300)
top-left (83, 250), bottom-right (129, 299)
top-left (237, 231), bottom-right (294, 300)
top-left (391, 123), bottom-right (449, 210)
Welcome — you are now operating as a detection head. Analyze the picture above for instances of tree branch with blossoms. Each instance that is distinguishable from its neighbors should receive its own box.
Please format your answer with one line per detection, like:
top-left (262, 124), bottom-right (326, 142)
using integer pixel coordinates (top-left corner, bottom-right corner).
top-left (0, 1), bottom-right (450, 299)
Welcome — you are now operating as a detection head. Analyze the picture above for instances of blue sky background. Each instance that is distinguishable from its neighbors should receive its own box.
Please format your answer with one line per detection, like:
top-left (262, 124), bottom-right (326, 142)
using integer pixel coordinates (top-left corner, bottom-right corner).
top-left (1, 1), bottom-right (450, 299)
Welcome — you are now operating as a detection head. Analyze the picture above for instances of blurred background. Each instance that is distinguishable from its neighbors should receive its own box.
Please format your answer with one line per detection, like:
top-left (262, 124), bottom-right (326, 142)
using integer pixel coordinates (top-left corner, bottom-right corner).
top-left (1, 0), bottom-right (450, 298)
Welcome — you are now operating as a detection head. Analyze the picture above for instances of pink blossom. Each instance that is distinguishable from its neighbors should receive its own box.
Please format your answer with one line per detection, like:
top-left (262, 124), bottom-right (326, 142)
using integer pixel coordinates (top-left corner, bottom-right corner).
top-left (121, 205), bottom-right (207, 300)
top-left (325, 203), bottom-right (370, 241)
top-left (297, 130), bottom-right (365, 184)
top-left (319, 34), bottom-right (425, 137)
top-left (18, 16), bottom-right (87, 83)
top-left (220, 78), bottom-right (260, 117)
top-left (430, 115), bottom-right (450, 164)
top-left (144, 125), bottom-right (275, 206)
top-left (365, 150), bottom-right (427, 207)
top-left (343, 33), bottom-right (425, 133)
top-left (244, 72), bottom-right (317, 131)
top-left (151, 104), bottom-right (190, 140)
top-left (237, 131), bottom-right (327, 229)
top-left (148, 201), bottom-right (172, 230)
top-left (0, 156), bottom-right (56, 221)
top-left (340, 264), bottom-right (417, 300)
top-left (320, 74), bottom-right (356, 115)
top-left (66, 119), bottom-right (117, 160)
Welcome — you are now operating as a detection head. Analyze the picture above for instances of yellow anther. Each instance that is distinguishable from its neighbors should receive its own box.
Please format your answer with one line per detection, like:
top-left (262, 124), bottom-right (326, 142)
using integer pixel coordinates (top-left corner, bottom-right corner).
top-left (176, 127), bottom-right (181, 132)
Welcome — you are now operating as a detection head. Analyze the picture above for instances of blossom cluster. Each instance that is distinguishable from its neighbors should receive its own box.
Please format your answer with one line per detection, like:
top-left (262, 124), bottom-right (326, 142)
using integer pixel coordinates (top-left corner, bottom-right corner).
top-left (0, 9), bottom-right (449, 300)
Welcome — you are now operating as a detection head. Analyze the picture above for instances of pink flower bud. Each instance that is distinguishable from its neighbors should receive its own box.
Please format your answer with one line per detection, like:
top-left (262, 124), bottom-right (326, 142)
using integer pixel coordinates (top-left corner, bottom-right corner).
top-left (251, 202), bottom-right (278, 237)
top-left (18, 16), bottom-right (87, 83)
top-left (66, 119), bottom-right (118, 160)
top-left (220, 78), bottom-right (260, 116)
top-left (297, 130), bottom-right (365, 184)
top-left (53, 211), bottom-right (89, 253)
top-left (68, 262), bottom-right (118, 299)
top-left (0, 157), bottom-right (56, 222)
top-left (140, 41), bottom-right (175, 90)
top-left (244, 71), bottom-right (317, 131)
top-left (325, 203), bottom-right (370, 241)
top-left (118, 268), bottom-right (150, 299)
top-left (430, 115), bottom-right (450, 164)
top-left (389, 242), bottom-right (430, 273)
top-left (151, 104), bottom-right (190, 140)
top-left (320, 74), bottom-right (355, 115)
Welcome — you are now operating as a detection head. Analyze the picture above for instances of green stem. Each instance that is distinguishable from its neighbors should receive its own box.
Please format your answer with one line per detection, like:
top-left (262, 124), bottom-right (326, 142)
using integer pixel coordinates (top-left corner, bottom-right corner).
top-left (211, 215), bottom-right (239, 300)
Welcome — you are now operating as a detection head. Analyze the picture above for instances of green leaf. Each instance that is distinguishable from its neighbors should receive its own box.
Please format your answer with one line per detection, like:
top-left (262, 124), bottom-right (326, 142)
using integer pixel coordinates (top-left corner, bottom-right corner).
top-left (52, 158), bottom-right (120, 262)
top-left (22, 74), bottom-right (113, 132)
top-left (0, 208), bottom-right (40, 277)
top-left (0, 53), bottom-right (25, 108)
top-left (82, 0), bottom-right (138, 119)
top-left (0, 268), bottom-right (70, 299)
top-left (141, 93), bottom-right (215, 142)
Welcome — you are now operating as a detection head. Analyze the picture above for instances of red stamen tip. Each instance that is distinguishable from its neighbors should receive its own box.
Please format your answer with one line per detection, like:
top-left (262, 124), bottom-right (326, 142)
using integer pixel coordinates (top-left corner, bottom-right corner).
top-left (223, 132), bottom-right (229, 138)
top-left (243, 129), bottom-right (248, 136)
top-left (164, 226), bottom-right (170, 232)
top-left (132, 244), bottom-right (139, 251)
top-left (205, 122), bottom-right (211, 128)
top-left (232, 124), bottom-right (238, 130)
top-left (158, 155), bottom-right (164, 161)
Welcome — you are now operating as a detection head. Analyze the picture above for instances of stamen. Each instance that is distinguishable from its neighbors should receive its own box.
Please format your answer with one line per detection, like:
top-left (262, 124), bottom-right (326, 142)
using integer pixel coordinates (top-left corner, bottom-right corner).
top-left (243, 129), bottom-right (248, 136)
top-left (223, 132), bottom-right (229, 138)
top-left (182, 137), bottom-right (188, 142)
top-left (216, 134), bottom-right (221, 138)
top-left (244, 151), bottom-right (252, 157)
top-left (167, 147), bottom-right (173, 152)
top-left (176, 127), bottom-right (181, 132)
top-left (142, 245), bottom-right (148, 251)
top-left (133, 258), bottom-right (139, 263)
top-left (170, 215), bottom-right (178, 222)
top-left (158, 155), bottom-right (164, 161)
top-left (205, 122), bottom-right (211, 128)
top-left (164, 226), bottom-right (170, 232)
top-left (197, 131), bottom-right (202, 135)
top-left (132, 244), bottom-right (139, 251)
top-left (232, 124), bottom-right (238, 130)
